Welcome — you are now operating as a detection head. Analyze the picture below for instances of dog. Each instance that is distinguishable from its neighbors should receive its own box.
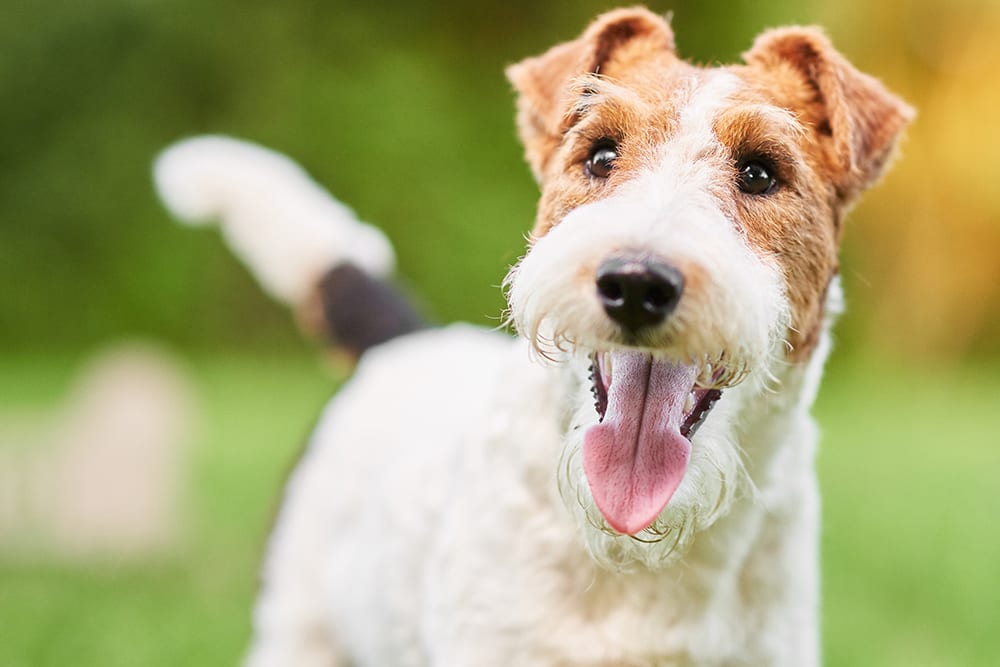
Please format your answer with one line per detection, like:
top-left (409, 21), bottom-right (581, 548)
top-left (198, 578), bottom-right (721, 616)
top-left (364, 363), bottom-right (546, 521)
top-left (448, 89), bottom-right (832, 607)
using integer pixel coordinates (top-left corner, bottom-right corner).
top-left (155, 7), bottom-right (911, 666)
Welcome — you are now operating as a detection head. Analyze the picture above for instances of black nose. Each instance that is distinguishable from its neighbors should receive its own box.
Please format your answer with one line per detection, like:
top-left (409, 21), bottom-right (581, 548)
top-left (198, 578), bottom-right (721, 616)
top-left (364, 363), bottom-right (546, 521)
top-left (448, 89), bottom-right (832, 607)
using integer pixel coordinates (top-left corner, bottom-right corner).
top-left (595, 256), bottom-right (684, 334)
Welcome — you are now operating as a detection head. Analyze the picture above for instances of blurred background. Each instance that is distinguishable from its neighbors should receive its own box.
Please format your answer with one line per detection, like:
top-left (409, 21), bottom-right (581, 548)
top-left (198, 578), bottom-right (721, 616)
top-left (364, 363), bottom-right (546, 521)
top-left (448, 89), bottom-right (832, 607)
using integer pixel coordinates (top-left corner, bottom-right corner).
top-left (1, 0), bottom-right (998, 665)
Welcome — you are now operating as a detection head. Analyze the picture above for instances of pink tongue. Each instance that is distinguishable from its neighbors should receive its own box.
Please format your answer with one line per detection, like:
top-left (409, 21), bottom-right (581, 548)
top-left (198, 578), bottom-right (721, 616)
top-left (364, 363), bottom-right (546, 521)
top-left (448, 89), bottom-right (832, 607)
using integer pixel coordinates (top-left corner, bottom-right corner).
top-left (582, 352), bottom-right (695, 535)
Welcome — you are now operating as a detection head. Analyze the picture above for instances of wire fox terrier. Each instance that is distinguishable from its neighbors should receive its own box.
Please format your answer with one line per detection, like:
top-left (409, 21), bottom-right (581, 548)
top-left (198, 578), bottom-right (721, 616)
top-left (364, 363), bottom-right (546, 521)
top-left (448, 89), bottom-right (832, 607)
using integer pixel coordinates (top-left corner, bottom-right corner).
top-left (155, 7), bottom-right (911, 666)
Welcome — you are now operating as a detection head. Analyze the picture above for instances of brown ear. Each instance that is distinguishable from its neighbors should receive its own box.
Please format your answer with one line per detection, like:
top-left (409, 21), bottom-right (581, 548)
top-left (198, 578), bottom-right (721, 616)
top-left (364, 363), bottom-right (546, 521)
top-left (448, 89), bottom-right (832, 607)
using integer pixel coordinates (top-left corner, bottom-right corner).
top-left (744, 27), bottom-right (914, 202)
top-left (506, 7), bottom-right (676, 182)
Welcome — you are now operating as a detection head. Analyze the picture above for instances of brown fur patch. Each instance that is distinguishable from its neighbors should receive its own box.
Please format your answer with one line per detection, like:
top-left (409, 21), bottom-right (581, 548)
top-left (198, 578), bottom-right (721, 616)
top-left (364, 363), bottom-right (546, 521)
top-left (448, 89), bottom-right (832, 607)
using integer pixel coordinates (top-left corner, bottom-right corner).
top-left (734, 27), bottom-right (914, 355)
top-left (530, 66), bottom-right (696, 238)
top-left (709, 99), bottom-right (838, 357)
top-left (506, 7), bottom-right (678, 183)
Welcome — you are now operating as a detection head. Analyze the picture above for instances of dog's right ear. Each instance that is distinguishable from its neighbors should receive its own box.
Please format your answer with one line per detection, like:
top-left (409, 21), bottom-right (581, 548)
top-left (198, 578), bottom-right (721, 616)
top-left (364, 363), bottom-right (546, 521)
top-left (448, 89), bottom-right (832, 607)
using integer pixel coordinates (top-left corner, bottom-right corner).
top-left (506, 8), bottom-right (676, 182)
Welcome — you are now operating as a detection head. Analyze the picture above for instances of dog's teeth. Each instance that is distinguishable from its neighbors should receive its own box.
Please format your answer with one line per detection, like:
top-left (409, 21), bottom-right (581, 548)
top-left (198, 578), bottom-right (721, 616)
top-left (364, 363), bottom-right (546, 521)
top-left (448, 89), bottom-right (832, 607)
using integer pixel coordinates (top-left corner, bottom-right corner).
top-left (683, 393), bottom-right (695, 414)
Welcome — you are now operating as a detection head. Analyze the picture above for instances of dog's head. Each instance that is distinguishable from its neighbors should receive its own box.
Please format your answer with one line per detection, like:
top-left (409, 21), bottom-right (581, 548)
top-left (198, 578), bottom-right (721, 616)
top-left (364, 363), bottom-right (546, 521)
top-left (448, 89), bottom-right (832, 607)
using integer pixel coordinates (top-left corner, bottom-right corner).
top-left (504, 8), bottom-right (911, 567)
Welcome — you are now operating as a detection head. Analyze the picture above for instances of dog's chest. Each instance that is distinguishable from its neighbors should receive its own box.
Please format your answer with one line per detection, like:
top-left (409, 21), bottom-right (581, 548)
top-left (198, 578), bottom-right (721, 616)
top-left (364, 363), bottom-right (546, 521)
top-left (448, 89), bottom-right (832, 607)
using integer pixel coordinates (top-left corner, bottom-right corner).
top-left (544, 535), bottom-right (784, 666)
top-left (418, 367), bottom-right (812, 667)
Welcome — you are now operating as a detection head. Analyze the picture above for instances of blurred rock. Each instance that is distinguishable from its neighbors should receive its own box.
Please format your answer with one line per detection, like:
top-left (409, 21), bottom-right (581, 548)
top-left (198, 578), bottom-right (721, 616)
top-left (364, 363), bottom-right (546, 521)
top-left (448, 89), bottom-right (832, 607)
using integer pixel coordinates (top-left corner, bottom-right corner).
top-left (0, 343), bottom-right (196, 560)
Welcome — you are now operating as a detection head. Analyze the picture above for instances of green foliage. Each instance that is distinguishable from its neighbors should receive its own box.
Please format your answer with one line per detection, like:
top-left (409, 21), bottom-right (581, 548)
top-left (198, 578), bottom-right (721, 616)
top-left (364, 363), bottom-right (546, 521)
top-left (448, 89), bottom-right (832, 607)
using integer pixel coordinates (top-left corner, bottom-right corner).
top-left (0, 0), bottom-right (816, 352)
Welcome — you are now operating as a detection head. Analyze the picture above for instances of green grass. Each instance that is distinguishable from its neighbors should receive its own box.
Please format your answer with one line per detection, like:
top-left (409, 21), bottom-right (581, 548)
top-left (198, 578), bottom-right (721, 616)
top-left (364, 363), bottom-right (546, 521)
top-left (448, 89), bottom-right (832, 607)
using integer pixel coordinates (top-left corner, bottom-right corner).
top-left (817, 359), bottom-right (1000, 666)
top-left (1, 351), bottom-right (997, 666)
top-left (0, 352), bottom-right (335, 667)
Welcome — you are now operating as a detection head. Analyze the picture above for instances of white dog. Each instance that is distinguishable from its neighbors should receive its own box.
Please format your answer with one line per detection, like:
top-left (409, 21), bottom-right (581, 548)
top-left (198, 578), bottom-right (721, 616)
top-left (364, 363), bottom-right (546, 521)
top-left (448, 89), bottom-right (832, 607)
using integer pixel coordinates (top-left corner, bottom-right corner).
top-left (155, 8), bottom-right (911, 666)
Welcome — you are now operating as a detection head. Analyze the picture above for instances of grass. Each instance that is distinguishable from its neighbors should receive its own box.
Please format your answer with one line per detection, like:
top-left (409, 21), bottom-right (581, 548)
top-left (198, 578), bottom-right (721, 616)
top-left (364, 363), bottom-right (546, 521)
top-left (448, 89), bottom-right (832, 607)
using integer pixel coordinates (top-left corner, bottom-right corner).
top-left (817, 359), bottom-right (1000, 666)
top-left (1, 350), bottom-right (997, 666)
top-left (0, 352), bottom-right (333, 667)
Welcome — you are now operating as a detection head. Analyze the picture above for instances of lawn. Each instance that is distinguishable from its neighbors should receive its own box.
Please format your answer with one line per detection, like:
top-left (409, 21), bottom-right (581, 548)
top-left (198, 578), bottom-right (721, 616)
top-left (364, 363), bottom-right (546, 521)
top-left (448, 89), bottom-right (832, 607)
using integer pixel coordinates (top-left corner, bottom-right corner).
top-left (1, 350), bottom-right (997, 666)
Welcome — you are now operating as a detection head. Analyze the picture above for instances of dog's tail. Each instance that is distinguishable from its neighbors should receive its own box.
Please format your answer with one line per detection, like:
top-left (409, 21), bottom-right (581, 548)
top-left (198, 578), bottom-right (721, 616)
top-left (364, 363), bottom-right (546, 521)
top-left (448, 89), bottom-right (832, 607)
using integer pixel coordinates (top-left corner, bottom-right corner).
top-left (153, 136), bottom-right (424, 358)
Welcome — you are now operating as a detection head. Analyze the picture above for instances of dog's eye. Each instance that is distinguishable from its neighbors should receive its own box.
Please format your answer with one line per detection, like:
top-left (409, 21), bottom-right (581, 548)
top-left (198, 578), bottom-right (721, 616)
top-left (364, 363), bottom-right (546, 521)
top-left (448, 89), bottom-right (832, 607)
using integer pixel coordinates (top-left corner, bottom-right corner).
top-left (737, 161), bottom-right (777, 195)
top-left (585, 141), bottom-right (618, 179)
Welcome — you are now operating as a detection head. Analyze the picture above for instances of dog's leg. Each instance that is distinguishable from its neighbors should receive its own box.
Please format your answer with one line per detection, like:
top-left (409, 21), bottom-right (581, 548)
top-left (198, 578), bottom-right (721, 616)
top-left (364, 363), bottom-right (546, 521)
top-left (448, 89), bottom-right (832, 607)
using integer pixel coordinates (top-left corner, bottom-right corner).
top-left (244, 636), bottom-right (340, 667)
top-left (243, 445), bottom-right (346, 667)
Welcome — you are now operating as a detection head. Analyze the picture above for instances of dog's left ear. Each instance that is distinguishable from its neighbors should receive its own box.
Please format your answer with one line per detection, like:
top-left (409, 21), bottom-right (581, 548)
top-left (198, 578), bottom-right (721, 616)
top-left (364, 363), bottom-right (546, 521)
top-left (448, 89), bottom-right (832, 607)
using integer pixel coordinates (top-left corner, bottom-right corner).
top-left (507, 8), bottom-right (676, 182)
top-left (744, 27), bottom-right (914, 203)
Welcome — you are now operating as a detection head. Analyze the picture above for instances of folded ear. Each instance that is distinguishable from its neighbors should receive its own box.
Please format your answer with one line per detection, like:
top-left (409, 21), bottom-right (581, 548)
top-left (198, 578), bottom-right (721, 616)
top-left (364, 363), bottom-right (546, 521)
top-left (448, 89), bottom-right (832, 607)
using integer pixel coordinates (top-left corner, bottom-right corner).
top-left (506, 7), bottom-right (676, 182)
top-left (744, 27), bottom-right (914, 202)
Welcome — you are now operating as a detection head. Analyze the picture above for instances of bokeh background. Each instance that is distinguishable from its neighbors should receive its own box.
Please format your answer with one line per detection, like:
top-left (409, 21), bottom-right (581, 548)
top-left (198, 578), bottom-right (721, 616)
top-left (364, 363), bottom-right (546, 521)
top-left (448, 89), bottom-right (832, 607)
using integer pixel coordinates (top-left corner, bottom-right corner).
top-left (2, 0), bottom-right (998, 665)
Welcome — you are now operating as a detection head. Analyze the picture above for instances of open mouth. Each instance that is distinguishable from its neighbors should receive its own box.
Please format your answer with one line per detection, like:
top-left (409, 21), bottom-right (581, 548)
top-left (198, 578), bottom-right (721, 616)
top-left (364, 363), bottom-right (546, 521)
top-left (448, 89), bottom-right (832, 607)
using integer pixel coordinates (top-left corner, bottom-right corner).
top-left (582, 351), bottom-right (723, 536)
top-left (590, 352), bottom-right (722, 439)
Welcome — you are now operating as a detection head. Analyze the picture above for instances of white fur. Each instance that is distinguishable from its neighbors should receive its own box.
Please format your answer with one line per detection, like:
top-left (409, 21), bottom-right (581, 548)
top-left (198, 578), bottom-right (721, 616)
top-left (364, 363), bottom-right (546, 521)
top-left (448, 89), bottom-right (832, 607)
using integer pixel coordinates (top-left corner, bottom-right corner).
top-left (248, 325), bottom-right (827, 666)
top-left (166, 74), bottom-right (834, 665)
top-left (154, 135), bottom-right (394, 304)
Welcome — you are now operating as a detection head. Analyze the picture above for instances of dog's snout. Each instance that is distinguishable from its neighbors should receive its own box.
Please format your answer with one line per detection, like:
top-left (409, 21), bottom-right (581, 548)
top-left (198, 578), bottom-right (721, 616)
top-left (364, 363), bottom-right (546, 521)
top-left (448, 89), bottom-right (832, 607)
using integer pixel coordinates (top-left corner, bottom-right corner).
top-left (595, 256), bottom-right (684, 334)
